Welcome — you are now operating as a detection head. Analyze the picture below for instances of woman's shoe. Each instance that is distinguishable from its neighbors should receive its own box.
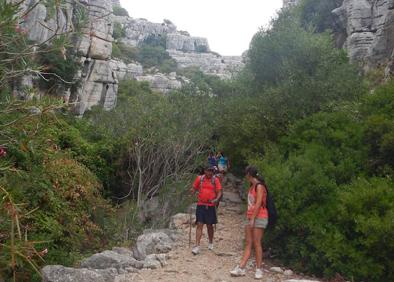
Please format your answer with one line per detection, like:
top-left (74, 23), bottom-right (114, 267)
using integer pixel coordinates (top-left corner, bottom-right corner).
top-left (255, 268), bottom-right (263, 279)
top-left (191, 246), bottom-right (200, 255)
top-left (230, 265), bottom-right (246, 277)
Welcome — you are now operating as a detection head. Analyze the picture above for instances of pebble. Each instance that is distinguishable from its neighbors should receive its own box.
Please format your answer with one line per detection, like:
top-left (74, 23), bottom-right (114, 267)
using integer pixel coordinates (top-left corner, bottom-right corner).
top-left (284, 269), bottom-right (294, 276)
top-left (270, 266), bottom-right (284, 273)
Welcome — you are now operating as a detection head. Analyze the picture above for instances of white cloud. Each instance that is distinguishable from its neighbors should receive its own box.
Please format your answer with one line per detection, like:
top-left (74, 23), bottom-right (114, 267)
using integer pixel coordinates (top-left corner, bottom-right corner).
top-left (119, 0), bottom-right (283, 56)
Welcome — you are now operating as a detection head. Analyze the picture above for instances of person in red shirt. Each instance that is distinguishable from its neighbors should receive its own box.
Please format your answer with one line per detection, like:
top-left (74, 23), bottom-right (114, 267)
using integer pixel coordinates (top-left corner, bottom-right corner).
top-left (230, 166), bottom-right (268, 279)
top-left (190, 166), bottom-right (222, 255)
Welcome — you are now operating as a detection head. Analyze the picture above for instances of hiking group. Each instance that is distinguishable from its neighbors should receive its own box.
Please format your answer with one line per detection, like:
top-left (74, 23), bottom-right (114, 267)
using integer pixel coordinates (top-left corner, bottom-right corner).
top-left (190, 151), bottom-right (276, 280)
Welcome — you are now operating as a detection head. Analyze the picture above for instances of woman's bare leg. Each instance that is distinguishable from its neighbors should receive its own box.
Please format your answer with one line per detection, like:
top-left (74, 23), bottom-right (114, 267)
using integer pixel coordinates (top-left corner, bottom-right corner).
top-left (239, 225), bottom-right (253, 268)
top-left (252, 227), bottom-right (264, 269)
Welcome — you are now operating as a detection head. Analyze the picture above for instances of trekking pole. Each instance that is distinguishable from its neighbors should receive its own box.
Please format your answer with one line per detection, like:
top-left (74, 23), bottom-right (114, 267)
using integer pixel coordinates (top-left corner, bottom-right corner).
top-left (188, 205), bottom-right (192, 248)
top-left (214, 204), bottom-right (218, 231)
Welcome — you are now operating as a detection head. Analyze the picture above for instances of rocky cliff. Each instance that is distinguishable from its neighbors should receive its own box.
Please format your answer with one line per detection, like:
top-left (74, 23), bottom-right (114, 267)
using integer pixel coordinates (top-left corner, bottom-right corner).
top-left (112, 16), bottom-right (244, 79)
top-left (16, 0), bottom-right (243, 115)
top-left (13, 0), bottom-right (117, 115)
top-left (333, 0), bottom-right (394, 76)
top-left (285, 0), bottom-right (394, 77)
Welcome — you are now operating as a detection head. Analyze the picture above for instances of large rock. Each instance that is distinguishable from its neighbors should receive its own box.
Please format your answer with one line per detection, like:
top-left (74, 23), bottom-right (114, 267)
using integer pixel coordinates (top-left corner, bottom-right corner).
top-left (42, 265), bottom-right (119, 282)
top-left (333, 0), bottom-right (394, 75)
top-left (136, 73), bottom-right (184, 93)
top-left (74, 0), bottom-right (113, 60)
top-left (118, 18), bottom-right (177, 47)
top-left (167, 50), bottom-right (243, 79)
top-left (142, 254), bottom-right (168, 269)
top-left (80, 250), bottom-right (144, 270)
top-left (18, 0), bottom-right (117, 115)
top-left (110, 60), bottom-right (144, 80)
top-left (166, 33), bottom-right (210, 52)
top-left (132, 230), bottom-right (175, 260)
top-left (72, 59), bottom-right (118, 115)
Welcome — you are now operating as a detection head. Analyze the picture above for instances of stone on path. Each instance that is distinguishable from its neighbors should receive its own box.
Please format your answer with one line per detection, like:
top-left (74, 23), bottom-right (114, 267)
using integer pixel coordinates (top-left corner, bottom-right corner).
top-left (284, 269), bottom-right (294, 276)
top-left (42, 265), bottom-right (119, 282)
top-left (80, 250), bottom-right (143, 270)
top-left (132, 230), bottom-right (175, 260)
top-left (270, 266), bottom-right (284, 273)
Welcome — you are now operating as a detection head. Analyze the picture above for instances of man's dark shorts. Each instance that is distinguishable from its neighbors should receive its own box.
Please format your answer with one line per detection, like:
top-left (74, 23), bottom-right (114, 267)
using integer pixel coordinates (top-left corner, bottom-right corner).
top-left (196, 205), bottom-right (217, 225)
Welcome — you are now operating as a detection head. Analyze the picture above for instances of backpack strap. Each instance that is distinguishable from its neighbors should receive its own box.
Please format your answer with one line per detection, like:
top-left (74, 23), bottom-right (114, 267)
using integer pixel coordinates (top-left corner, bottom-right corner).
top-left (254, 182), bottom-right (267, 208)
top-left (200, 175), bottom-right (217, 191)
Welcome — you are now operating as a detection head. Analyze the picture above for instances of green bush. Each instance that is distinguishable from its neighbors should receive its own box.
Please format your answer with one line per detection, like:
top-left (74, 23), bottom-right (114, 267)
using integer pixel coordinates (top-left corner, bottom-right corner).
top-left (112, 6), bottom-right (129, 17)
top-left (247, 81), bottom-right (394, 281)
top-left (0, 99), bottom-right (117, 280)
top-left (113, 22), bottom-right (126, 40)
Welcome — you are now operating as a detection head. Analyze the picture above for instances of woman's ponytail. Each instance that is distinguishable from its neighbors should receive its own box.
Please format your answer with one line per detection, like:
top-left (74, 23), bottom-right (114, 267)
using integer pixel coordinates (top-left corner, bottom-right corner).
top-left (245, 165), bottom-right (266, 186)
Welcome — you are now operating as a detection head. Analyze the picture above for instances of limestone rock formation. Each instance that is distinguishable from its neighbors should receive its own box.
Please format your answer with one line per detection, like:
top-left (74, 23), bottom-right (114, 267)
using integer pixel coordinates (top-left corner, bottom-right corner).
top-left (16, 0), bottom-right (117, 115)
top-left (136, 73), bottom-right (185, 93)
top-left (118, 18), bottom-right (177, 47)
top-left (166, 33), bottom-right (210, 52)
top-left (168, 50), bottom-right (243, 79)
top-left (283, 0), bottom-right (300, 7)
top-left (333, 0), bottom-right (394, 75)
top-left (112, 15), bottom-right (244, 79)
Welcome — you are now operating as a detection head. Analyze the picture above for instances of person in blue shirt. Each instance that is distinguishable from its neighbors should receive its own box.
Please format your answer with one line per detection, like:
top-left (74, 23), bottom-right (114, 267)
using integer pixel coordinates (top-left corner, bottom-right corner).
top-left (217, 151), bottom-right (230, 173)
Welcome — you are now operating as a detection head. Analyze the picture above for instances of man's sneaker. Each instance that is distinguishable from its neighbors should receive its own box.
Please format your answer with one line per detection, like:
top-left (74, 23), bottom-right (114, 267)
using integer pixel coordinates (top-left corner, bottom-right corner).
top-left (192, 246), bottom-right (200, 255)
top-left (255, 268), bottom-right (263, 279)
top-left (208, 243), bottom-right (214, 251)
top-left (230, 265), bottom-right (246, 277)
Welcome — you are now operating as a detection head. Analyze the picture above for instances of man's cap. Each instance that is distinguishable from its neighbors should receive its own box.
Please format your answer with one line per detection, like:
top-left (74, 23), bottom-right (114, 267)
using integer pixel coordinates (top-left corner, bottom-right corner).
top-left (204, 166), bottom-right (215, 171)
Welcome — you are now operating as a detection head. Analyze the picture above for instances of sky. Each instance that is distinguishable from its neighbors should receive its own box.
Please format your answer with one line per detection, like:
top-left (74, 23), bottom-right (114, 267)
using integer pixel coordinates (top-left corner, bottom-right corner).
top-left (119, 0), bottom-right (283, 56)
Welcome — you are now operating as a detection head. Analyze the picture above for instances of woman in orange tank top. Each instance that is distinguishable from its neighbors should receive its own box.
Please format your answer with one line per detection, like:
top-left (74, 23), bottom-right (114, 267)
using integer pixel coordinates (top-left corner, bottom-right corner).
top-left (230, 166), bottom-right (268, 279)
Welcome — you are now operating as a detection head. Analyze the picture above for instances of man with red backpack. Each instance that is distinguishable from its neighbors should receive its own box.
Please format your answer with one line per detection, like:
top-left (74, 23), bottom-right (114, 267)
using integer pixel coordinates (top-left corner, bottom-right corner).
top-left (190, 166), bottom-right (222, 255)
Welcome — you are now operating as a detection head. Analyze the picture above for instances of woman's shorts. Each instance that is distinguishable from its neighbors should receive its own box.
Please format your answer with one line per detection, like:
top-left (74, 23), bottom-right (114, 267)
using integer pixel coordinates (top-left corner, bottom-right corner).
top-left (196, 205), bottom-right (217, 225)
top-left (245, 218), bottom-right (268, 229)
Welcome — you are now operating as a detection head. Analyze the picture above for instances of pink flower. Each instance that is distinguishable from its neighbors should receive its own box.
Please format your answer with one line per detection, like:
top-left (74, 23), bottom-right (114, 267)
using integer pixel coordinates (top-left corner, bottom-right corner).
top-left (0, 148), bottom-right (6, 157)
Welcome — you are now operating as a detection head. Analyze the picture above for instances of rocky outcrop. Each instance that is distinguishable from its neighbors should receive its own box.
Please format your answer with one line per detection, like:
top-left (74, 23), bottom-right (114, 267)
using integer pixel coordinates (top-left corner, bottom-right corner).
top-left (283, 0), bottom-right (300, 7)
top-left (136, 72), bottom-right (185, 93)
top-left (16, 0), bottom-right (117, 115)
top-left (168, 50), bottom-right (243, 79)
top-left (118, 18), bottom-right (177, 47)
top-left (110, 60), bottom-right (144, 80)
top-left (112, 15), bottom-right (244, 79)
top-left (166, 33), bottom-right (210, 52)
top-left (332, 0), bottom-right (394, 75)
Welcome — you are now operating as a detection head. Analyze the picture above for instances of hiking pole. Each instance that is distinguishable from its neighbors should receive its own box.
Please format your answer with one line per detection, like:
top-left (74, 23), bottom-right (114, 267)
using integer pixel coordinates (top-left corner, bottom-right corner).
top-left (189, 205), bottom-right (192, 248)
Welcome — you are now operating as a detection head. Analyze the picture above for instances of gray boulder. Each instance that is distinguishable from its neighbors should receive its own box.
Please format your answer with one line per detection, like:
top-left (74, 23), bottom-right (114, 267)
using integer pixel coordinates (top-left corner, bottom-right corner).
top-left (132, 230), bottom-right (174, 260)
top-left (143, 253), bottom-right (169, 269)
top-left (81, 250), bottom-right (144, 270)
top-left (42, 265), bottom-right (118, 282)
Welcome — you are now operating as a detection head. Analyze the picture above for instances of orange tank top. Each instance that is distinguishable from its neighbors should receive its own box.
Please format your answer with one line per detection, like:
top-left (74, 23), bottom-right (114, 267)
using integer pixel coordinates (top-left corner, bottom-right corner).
top-left (247, 183), bottom-right (268, 219)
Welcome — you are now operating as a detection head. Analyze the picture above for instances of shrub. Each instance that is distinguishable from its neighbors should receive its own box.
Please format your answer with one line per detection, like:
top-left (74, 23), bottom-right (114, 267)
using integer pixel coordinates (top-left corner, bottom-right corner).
top-left (113, 22), bottom-right (126, 39)
top-left (112, 6), bottom-right (129, 17)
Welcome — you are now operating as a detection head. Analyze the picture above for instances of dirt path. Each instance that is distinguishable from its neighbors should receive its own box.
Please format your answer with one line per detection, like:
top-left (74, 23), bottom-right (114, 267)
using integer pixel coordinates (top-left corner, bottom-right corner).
top-left (129, 177), bottom-right (321, 282)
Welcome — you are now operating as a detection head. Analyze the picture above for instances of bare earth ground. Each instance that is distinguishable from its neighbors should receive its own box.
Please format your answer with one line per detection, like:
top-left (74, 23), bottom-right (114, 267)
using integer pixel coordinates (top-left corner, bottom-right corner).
top-left (126, 180), bottom-right (322, 282)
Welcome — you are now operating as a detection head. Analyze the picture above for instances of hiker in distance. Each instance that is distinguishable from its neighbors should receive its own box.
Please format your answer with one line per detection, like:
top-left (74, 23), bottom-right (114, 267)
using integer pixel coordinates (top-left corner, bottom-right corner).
top-left (190, 166), bottom-right (222, 255)
top-left (230, 166), bottom-right (268, 279)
